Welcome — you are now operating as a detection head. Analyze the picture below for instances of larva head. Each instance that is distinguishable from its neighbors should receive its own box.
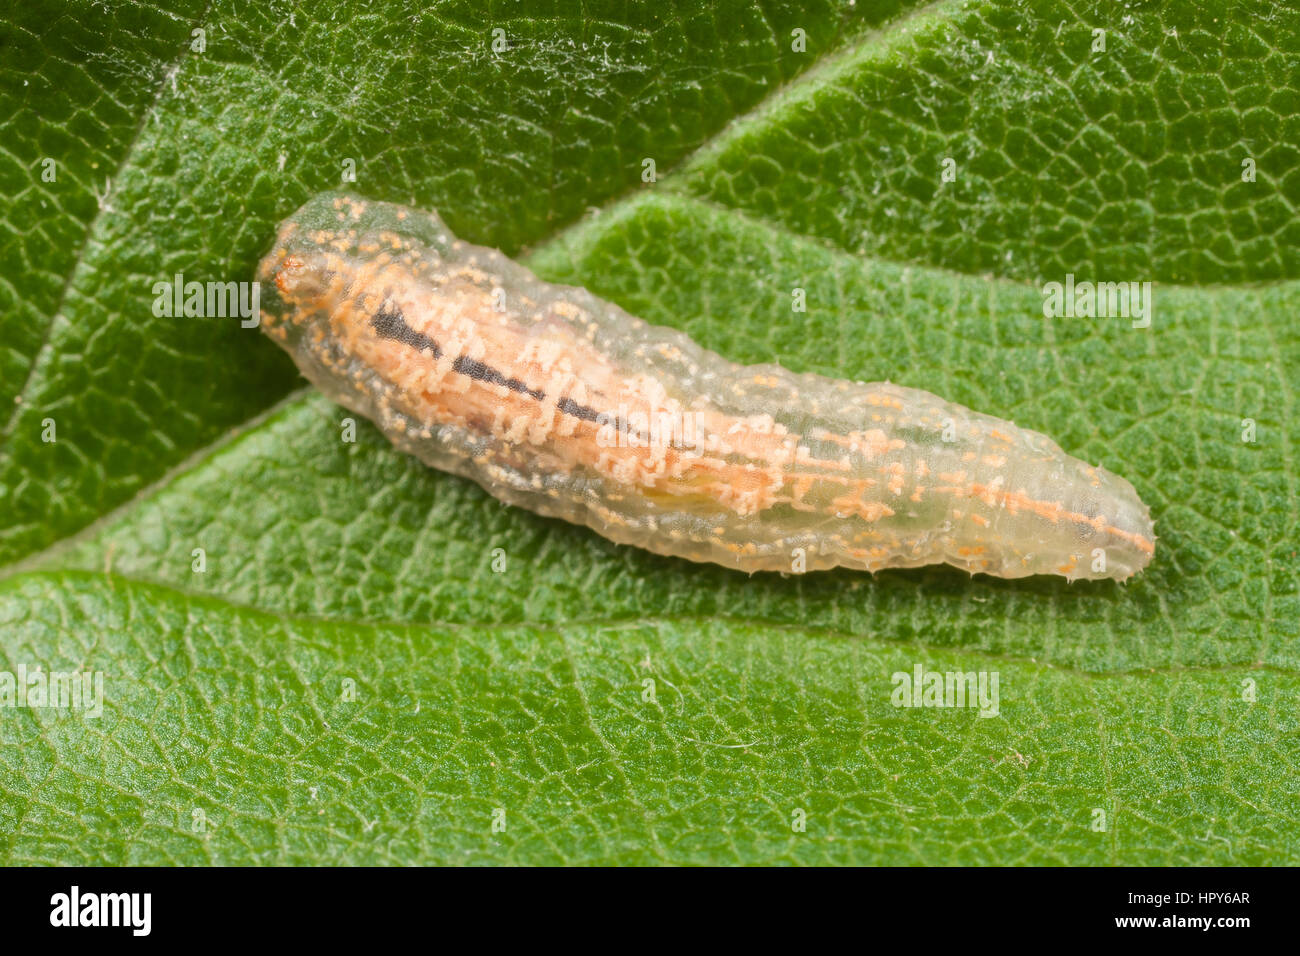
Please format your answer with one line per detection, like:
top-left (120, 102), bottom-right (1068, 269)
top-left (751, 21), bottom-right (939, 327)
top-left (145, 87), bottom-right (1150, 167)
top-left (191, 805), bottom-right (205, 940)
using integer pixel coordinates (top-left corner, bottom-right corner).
top-left (256, 192), bottom-right (463, 344)
top-left (264, 251), bottom-right (336, 308)
top-left (254, 246), bottom-right (337, 351)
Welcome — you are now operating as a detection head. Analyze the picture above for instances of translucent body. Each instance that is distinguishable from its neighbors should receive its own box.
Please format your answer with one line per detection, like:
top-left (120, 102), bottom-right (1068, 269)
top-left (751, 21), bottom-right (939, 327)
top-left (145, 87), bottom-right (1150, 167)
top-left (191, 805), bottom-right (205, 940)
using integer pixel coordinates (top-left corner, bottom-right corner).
top-left (256, 192), bottom-right (1155, 581)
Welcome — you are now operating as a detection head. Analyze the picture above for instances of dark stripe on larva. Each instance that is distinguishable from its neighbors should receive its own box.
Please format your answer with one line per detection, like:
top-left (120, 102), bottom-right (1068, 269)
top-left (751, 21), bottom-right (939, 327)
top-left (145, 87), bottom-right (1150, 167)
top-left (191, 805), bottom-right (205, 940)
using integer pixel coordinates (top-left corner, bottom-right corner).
top-left (371, 308), bottom-right (629, 429)
top-left (372, 308), bottom-right (539, 398)
top-left (451, 355), bottom-right (546, 400)
top-left (555, 396), bottom-right (603, 423)
top-left (371, 307), bottom-right (442, 357)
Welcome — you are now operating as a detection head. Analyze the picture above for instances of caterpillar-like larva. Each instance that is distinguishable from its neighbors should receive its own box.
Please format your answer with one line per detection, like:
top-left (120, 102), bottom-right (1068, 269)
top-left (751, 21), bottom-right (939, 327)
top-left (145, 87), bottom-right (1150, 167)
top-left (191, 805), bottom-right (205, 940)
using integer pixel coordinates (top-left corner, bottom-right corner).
top-left (256, 192), bottom-right (1155, 582)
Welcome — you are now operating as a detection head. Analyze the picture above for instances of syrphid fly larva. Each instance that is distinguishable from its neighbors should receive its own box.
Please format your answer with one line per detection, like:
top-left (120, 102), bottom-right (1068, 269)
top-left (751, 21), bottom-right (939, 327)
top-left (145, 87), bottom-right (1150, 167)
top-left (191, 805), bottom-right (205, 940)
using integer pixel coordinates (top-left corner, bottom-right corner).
top-left (256, 192), bottom-right (1155, 582)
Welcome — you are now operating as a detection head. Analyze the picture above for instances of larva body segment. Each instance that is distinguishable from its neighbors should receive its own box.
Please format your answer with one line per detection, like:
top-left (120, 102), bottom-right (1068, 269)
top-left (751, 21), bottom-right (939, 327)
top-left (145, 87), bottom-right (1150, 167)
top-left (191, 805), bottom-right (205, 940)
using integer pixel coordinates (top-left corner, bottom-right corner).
top-left (256, 192), bottom-right (1155, 582)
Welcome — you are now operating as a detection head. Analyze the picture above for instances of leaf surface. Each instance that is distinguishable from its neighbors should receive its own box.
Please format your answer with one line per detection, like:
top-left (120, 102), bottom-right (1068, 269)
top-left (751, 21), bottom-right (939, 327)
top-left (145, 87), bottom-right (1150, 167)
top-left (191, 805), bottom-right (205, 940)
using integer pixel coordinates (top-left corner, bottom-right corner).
top-left (2, 0), bottom-right (1297, 864)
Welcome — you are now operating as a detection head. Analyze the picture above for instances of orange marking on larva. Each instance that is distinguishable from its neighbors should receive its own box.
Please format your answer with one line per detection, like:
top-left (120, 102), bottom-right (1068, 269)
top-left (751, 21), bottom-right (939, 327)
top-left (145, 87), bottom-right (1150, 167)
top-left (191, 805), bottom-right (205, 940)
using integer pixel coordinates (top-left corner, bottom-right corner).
top-left (816, 427), bottom-right (904, 458)
top-left (967, 484), bottom-right (1156, 556)
top-left (863, 392), bottom-right (905, 410)
top-left (274, 253), bottom-right (306, 296)
top-left (830, 496), bottom-right (895, 522)
top-left (795, 446), bottom-right (851, 471)
top-left (257, 193), bottom-right (1156, 581)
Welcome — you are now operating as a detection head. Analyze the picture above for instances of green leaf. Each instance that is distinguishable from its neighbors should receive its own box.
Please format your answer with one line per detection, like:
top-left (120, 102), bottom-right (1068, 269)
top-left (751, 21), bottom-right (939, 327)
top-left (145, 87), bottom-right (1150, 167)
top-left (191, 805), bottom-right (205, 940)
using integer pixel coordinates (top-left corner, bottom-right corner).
top-left (2, 0), bottom-right (1297, 865)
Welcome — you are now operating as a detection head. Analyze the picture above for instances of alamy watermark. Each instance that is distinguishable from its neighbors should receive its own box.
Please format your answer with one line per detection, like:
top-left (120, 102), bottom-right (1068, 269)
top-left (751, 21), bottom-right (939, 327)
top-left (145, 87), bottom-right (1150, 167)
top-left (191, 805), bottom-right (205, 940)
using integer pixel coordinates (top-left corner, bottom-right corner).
top-left (891, 664), bottom-right (999, 717)
top-left (1042, 273), bottom-right (1152, 328)
top-left (50, 886), bottom-right (150, 935)
top-left (0, 666), bottom-right (104, 718)
top-left (596, 406), bottom-right (708, 452)
top-left (152, 273), bottom-right (261, 327)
